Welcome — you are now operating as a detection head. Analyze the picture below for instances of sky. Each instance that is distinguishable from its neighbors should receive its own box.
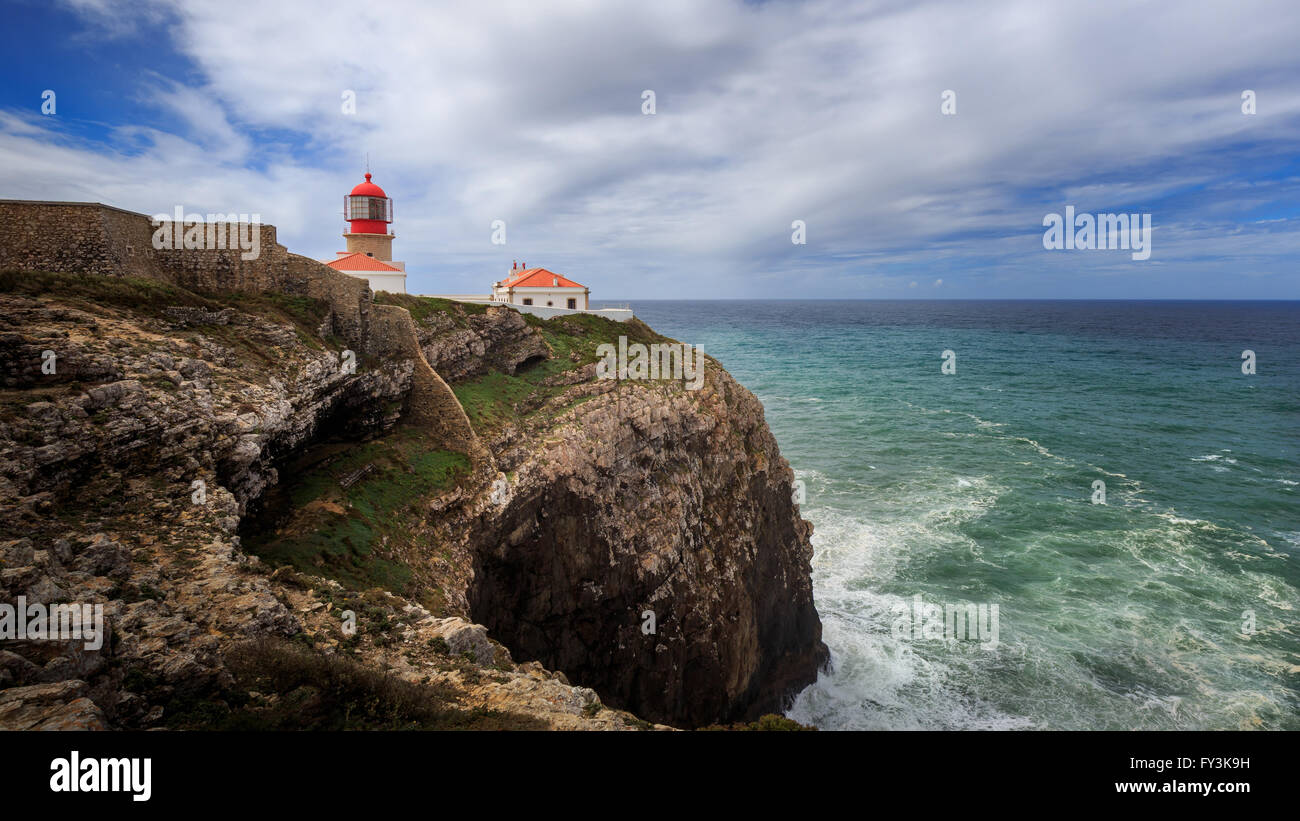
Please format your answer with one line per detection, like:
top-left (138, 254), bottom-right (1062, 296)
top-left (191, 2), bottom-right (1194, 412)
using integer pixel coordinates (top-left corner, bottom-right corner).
top-left (1, 0), bottom-right (1298, 300)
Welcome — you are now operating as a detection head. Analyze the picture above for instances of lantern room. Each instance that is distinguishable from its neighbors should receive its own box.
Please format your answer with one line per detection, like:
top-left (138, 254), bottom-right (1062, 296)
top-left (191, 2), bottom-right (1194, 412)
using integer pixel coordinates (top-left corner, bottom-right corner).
top-left (339, 172), bottom-right (397, 263)
top-left (343, 172), bottom-right (392, 235)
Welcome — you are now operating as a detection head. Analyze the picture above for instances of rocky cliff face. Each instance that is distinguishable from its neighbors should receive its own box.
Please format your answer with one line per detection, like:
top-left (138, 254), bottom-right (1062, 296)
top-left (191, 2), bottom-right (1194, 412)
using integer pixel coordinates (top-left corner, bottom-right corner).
top-left (358, 300), bottom-right (827, 727)
top-left (461, 340), bottom-right (827, 726)
top-left (0, 238), bottom-right (826, 730)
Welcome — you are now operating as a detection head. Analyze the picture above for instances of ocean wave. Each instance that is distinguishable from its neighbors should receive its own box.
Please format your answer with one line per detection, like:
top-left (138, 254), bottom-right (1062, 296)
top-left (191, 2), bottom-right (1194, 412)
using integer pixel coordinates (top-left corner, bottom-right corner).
top-left (757, 394), bottom-right (824, 404)
top-left (795, 477), bottom-right (1300, 729)
top-left (787, 582), bottom-right (1032, 731)
top-left (1191, 453), bottom-right (1236, 464)
top-left (1010, 436), bottom-right (1065, 463)
top-left (937, 407), bottom-right (1007, 429)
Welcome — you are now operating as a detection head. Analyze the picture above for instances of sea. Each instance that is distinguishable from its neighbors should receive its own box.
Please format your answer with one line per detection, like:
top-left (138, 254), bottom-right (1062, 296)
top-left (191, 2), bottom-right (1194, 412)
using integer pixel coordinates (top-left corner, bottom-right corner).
top-left (614, 300), bottom-right (1300, 730)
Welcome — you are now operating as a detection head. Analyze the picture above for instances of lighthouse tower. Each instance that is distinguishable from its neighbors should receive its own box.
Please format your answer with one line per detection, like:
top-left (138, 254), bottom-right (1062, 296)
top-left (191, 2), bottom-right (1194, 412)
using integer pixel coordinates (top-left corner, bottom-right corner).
top-left (343, 172), bottom-right (394, 260)
top-left (324, 172), bottom-right (406, 293)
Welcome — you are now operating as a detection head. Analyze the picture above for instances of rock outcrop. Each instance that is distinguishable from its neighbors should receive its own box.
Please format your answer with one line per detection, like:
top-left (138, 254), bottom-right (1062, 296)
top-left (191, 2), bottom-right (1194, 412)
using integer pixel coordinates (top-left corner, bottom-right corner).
top-left (403, 298), bottom-right (551, 382)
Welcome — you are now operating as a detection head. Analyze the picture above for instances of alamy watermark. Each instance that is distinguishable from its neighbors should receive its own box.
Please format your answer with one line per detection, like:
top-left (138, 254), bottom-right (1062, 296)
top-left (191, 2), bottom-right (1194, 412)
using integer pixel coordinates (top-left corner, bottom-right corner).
top-left (0, 596), bottom-right (105, 651)
top-left (50, 751), bottom-right (151, 802)
top-left (1043, 206), bottom-right (1151, 260)
top-left (596, 336), bottom-right (705, 390)
top-left (151, 205), bottom-right (261, 260)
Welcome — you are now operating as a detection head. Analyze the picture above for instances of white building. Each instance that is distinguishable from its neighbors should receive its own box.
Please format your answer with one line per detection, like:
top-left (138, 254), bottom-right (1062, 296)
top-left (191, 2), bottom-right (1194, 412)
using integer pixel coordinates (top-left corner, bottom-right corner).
top-left (492, 263), bottom-right (589, 310)
top-left (325, 252), bottom-right (407, 293)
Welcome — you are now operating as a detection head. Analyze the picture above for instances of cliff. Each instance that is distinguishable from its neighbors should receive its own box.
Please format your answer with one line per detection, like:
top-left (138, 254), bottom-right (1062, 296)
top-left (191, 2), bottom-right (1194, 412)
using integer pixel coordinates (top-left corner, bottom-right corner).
top-left (0, 201), bottom-right (826, 730)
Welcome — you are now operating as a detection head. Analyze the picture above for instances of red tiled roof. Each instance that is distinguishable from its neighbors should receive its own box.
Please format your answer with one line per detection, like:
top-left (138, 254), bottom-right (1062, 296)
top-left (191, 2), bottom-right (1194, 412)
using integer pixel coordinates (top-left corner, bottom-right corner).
top-left (498, 267), bottom-right (584, 288)
top-left (324, 252), bottom-right (402, 272)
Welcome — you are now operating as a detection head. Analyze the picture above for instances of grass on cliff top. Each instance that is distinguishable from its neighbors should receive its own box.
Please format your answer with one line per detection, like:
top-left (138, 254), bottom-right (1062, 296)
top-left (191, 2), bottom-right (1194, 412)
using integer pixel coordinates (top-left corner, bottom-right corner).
top-left (453, 310), bottom-right (672, 433)
top-left (163, 637), bottom-right (547, 730)
top-left (373, 292), bottom-right (487, 324)
top-left (215, 290), bottom-right (333, 350)
top-left (0, 269), bottom-right (336, 351)
top-left (0, 268), bottom-right (213, 312)
top-left (240, 426), bottom-right (469, 603)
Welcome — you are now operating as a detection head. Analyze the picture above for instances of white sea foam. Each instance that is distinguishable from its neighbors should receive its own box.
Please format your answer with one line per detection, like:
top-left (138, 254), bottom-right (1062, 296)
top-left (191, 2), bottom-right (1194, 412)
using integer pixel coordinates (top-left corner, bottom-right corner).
top-left (1011, 436), bottom-right (1066, 463)
top-left (790, 464), bottom-right (1300, 730)
top-left (787, 480), bottom-right (1035, 730)
top-left (938, 408), bottom-right (1007, 429)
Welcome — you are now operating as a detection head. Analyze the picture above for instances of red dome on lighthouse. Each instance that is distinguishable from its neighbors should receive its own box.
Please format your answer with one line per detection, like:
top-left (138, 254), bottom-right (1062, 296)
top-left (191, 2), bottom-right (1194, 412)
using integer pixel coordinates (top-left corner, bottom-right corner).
top-left (344, 172), bottom-right (393, 235)
top-left (349, 172), bottom-right (387, 198)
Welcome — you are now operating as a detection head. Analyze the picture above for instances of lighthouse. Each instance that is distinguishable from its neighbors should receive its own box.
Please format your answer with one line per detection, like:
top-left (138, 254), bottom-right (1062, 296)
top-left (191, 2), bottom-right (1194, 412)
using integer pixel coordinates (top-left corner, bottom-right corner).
top-left (322, 171), bottom-right (407, 293)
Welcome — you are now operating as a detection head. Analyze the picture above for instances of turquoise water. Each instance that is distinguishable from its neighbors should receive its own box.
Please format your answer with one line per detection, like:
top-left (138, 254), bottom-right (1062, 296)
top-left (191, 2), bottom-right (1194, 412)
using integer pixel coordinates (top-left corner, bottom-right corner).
top-left (622, 300), bottom-right (1300, 730)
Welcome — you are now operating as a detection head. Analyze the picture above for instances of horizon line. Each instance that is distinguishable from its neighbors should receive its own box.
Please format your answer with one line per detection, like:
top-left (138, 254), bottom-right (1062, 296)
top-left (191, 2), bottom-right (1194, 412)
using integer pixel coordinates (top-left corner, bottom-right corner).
top-left (592, 297), bottom-right (1300, 303)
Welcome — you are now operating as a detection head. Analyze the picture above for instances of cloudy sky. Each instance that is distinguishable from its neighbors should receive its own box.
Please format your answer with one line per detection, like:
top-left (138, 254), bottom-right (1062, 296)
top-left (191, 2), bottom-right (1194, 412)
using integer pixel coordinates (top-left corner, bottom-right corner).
top-left (2, 0), bottom-right (1298, 299)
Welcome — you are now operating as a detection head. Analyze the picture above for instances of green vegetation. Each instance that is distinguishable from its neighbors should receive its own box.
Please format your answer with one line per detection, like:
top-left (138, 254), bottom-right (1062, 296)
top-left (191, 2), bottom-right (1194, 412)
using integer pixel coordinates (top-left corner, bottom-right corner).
top-left (448, 307), bottom-right (672, 434)
top-left (452, 367), bottom-right (558, 431)
top-left (373, 291), bottom-right (486, 323)
top-left (0, 269), bottom-right (214, 313)
top-left (0, 269), bottom-right (338, 357)
top-left (698, 714), bottom-right (816, 731)
top-left (163, 638), bottom-right (547, 730)
top-left (241, 426), bottom-right (469, 597)
top-left (342, 295), bottom-right (687, 435)
top-left (426, 637), bottom-right (451, 654)
top-left (217, 290), bottom-right (333, 351)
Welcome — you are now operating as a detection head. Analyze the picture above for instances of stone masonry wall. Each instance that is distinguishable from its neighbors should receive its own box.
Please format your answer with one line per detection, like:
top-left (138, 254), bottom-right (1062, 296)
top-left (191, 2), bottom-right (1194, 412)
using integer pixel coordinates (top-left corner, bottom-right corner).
top-left (343, 232), bottom-right (394, 261)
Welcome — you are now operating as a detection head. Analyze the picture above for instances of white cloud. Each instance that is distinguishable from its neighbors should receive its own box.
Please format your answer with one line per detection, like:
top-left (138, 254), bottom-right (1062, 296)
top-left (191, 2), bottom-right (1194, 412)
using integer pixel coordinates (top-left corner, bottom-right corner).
top-left (3, 0), bottom-right (1298, 298)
